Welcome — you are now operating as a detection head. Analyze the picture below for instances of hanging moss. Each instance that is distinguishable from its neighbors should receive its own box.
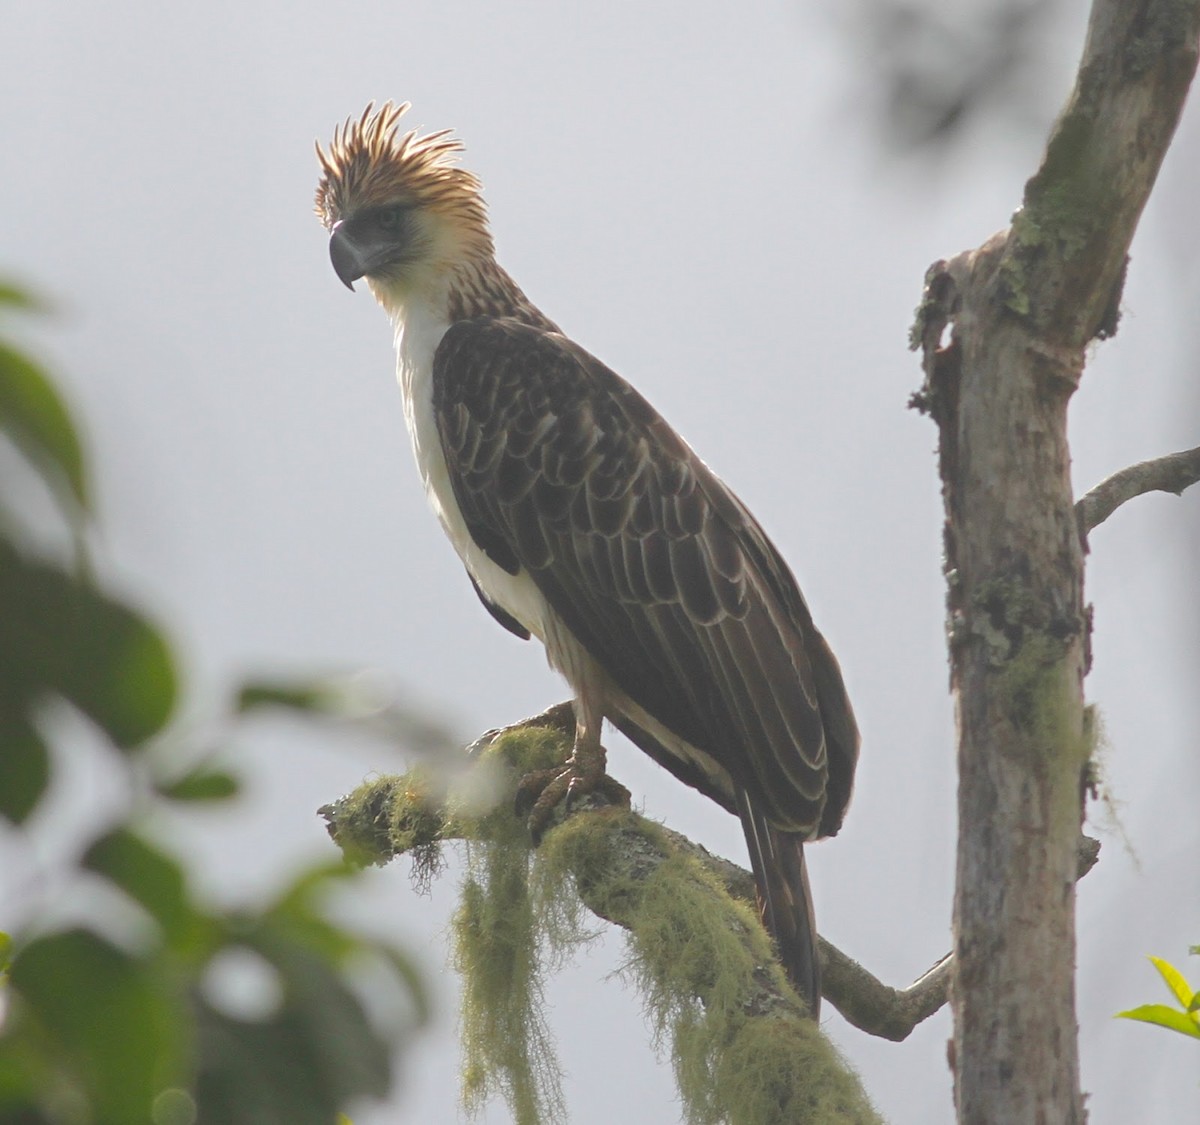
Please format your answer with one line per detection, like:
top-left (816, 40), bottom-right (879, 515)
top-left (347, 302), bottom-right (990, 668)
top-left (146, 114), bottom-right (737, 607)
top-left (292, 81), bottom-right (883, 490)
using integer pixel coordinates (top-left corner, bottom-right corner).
top-left (712, 1015), bottom-right (877, 1125)
top-left (452, 824), bottom-right (563, 1124)
top-left (328, 726), bottom-right (879, 1123)
top-left (449, 728), bottom-right (592, 1125)
top-left (535, 809), bottom-right (879, 1124)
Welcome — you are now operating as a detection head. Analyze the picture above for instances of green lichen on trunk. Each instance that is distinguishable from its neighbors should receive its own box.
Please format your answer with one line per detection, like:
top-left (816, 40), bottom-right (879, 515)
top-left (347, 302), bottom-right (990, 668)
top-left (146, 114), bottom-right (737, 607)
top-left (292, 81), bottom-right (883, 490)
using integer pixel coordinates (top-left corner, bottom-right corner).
top-left (998, 632), bottom-right (1091, 769)
top-left (997, 114), bottom-right (1103, 325)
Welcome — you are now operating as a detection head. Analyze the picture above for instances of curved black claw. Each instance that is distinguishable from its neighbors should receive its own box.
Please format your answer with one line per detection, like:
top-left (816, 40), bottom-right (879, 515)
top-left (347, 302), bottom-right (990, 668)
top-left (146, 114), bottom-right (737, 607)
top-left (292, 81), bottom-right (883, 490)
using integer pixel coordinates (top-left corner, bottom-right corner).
top-left (517, 762), bottom-right (632, 845)
top-left (514, 767), bottom-right (563, 821)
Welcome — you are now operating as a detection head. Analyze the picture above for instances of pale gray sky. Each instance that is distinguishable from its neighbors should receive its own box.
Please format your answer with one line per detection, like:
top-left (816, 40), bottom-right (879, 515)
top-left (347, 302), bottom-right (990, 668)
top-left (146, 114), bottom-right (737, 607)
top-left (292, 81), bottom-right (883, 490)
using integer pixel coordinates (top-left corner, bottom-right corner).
top-left (3, 2), bottom-right (1197, 1122)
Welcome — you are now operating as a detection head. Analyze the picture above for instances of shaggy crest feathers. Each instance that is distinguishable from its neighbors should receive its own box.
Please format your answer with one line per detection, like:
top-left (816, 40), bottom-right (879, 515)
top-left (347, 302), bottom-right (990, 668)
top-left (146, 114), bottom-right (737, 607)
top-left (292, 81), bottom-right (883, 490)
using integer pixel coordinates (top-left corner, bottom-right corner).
top-left (314, 101), bottom-right (490, 250)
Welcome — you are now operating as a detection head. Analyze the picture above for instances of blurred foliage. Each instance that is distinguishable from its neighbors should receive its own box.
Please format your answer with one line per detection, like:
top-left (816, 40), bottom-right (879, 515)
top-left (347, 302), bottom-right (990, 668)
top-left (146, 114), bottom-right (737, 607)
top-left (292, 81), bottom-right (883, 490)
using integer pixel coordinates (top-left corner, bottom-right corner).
top-left (1116, 953), bottom-right (1200, 1041)
top-left (842, 0), bottom-right (1067, 149)
top-left (0, 283), bottom-right (427, 1124)
top-left (237, 674), bottom-right (460, 758)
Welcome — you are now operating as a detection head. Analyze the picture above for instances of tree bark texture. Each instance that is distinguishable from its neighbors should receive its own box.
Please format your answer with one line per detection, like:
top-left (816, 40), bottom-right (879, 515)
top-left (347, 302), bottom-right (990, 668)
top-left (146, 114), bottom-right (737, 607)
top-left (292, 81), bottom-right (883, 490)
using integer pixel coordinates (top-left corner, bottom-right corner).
top-left (913, 3), bottom-right (1199, 1122)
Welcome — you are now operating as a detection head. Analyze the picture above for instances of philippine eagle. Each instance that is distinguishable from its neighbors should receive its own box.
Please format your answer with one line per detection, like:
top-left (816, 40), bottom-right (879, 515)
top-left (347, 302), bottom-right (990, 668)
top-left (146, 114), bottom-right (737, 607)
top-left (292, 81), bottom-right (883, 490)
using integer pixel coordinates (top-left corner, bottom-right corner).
top-left (314, 103), bottom-right (859, 1016)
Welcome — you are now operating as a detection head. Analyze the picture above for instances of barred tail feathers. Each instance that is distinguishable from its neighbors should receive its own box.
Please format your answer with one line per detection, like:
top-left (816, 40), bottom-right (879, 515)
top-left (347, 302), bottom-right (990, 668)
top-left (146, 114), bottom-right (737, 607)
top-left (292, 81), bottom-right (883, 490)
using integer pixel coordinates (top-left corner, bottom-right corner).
top-left (737, 788), bottom-right (821, 1018)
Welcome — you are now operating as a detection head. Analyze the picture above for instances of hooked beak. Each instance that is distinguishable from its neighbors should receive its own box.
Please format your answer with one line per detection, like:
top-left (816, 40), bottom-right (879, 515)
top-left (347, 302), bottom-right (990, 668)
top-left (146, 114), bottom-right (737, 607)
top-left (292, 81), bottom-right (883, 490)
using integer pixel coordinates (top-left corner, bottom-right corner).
top-left (329, 221), bottom-right (368, 291)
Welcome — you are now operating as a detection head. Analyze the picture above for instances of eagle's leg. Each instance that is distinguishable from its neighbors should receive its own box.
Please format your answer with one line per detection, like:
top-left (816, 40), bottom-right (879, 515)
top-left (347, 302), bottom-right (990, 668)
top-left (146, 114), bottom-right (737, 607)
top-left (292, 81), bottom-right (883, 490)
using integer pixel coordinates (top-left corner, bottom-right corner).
top-left (517, 693), bottom-right (631, 842)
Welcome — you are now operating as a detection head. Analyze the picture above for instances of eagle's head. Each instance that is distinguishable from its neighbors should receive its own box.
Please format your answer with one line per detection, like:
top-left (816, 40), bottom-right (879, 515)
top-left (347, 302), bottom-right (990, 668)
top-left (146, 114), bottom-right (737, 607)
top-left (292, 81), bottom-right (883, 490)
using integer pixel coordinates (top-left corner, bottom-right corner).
top-left (315, 102), bottom-right (492, 300)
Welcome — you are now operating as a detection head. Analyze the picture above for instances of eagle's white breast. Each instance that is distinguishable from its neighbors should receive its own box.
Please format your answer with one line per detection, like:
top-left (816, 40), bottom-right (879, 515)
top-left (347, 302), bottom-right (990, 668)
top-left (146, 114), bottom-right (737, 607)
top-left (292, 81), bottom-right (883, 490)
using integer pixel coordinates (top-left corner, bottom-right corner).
top-left (391, 297), bottom-right (550, 645)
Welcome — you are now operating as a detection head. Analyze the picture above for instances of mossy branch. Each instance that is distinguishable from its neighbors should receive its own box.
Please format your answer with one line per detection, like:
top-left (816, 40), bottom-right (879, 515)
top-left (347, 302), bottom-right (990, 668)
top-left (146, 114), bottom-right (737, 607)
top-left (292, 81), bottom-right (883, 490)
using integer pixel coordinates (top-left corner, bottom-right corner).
top-left (321, 726), bottom-right (881, 1124)
top-left (321, 720), bottom-right (1104, 1078)
top-left (999, 0), bottom-right (1200, 348)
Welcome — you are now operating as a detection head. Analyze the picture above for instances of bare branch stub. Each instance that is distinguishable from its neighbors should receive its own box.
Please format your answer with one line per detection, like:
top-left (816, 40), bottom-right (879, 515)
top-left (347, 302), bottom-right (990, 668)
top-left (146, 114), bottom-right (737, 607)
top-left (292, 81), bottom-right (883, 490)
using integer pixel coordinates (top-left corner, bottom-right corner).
top-left (1077, 446), bottom-right (1200, 533)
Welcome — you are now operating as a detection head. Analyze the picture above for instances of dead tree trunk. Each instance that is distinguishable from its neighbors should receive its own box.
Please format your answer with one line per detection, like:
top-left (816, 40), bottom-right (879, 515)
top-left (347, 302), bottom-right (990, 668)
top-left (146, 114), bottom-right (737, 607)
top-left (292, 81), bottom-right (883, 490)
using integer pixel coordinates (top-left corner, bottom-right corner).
top-left (912, 3), bottom-right (1199, 1121)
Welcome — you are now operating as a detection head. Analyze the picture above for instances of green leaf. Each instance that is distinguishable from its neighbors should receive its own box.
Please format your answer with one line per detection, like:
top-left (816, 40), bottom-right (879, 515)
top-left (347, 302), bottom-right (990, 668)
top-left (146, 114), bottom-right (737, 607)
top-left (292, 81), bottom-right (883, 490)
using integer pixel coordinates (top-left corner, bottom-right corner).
top-left (0, 546), bottom-right (177, 748)
top-left (150, 1087), bottom-right (197, 1125)
top-left (56, 583), bottom-right (177, 749)
top-left (269, 860), bottom-right (360, 916)
top-left (255, 936), bottom-right (392, 1100)
top-left (1149, 955), bottom-right (1195, 1010)
top-left (192, 938), bottom-right (392, 1125)
top-left (0, 931), bottom-right (11, 971)
top-left (0, 1055), bottom-right (44, 1124)
top-left (8, 929), bottom-right (190, 1120)
top-left (0, 340), bottom-right (88, 513)
top-left (157, 767), bottom-right (241, 803)
top-left (1116, 1003), bottom-right (1200, 1039)
top-left (0, 281), bottom-right (45, 311)
top-left (264, 862), bottom-right (364, 964)
top-left (82, 829), bottom-right (198, 948)
top-left (376, 945), bottom-right (431, 1028)
top-left (0, 714), bottom-right (49, 824)
top-left (236, 679), bottom-right (340, 716)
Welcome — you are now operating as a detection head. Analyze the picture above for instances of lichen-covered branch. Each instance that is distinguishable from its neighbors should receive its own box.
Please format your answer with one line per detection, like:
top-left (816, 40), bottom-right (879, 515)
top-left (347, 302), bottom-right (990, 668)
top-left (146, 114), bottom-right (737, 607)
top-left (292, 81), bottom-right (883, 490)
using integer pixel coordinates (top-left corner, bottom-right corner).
top-left (320, 724), bottom-right (1101, 1059)
top-left (1077, 445), bottom-right (1200, 532)
top-left (322, 727), bottom-right (883, 1124)
top-left (650, 820), bottom-right (953, 1043)
top-left (999, 1), bottom-right (1200, 350)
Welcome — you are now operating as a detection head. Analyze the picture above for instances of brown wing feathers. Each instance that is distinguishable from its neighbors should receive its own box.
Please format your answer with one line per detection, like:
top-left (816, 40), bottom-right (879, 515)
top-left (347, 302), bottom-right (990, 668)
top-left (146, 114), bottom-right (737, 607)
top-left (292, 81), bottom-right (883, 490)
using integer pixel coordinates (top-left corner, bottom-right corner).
top-left (433, 317), bottom-right (860, 1013)
top-left (433, 316), bottom-right (851, 839)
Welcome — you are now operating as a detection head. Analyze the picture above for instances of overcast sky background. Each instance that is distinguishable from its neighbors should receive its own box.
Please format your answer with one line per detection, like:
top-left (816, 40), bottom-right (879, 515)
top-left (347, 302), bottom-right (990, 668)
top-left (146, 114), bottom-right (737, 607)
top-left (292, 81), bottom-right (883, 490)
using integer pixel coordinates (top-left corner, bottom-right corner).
top-left (3, 1), bottom-right (1198, 1122)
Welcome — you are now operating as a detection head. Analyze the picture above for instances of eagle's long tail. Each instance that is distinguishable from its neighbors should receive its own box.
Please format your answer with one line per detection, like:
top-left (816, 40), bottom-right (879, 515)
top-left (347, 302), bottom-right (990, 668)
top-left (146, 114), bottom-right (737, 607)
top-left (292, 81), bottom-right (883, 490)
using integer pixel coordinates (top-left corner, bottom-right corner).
top-left (736, 788), bottom-right (821, 1018)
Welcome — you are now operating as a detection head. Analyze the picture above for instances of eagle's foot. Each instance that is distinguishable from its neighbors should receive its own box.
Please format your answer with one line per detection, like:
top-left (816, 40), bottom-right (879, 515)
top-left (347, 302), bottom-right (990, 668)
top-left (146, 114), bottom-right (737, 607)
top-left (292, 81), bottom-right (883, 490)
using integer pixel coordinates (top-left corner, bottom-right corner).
top-left (465, 700), bottom-right (576, 758)
top-left (516, 745), bottom-right (631, 845)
